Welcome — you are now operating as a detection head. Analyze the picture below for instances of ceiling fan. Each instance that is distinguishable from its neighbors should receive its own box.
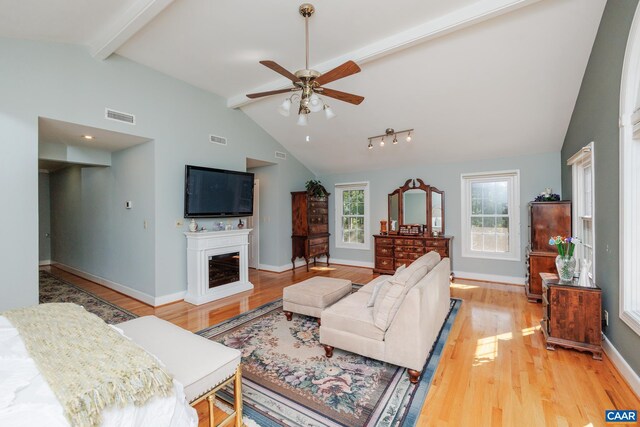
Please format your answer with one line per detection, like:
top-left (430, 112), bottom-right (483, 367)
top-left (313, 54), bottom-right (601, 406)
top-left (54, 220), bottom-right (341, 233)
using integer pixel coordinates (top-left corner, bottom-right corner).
top-left (246, 3), bottom-right (364, 125)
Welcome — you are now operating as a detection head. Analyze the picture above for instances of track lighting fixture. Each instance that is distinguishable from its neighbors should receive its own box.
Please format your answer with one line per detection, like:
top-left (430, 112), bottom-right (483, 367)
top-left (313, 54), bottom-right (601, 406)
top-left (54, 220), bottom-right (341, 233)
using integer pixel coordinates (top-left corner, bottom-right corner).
top-left (367, 128), bottom-right (414, 149)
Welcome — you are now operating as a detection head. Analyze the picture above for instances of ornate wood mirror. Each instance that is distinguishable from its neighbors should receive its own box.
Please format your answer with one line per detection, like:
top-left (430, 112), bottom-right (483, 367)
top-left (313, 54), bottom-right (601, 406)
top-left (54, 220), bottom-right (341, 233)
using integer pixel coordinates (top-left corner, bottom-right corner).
top-left (387, 179), bottom-right (445, 235)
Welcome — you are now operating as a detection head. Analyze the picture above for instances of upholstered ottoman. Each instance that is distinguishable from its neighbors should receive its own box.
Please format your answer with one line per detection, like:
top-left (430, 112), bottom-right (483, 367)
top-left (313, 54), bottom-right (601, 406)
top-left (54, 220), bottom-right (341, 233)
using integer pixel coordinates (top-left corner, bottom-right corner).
top-left (118, 316), bottom-right (243, 427)
top-left (283, 276), bottom-right (352, 324)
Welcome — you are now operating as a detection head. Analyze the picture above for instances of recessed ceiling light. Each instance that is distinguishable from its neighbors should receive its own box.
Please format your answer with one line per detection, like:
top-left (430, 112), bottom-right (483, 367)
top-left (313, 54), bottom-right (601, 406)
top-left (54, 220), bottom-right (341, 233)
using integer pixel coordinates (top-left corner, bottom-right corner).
top-left (305, 135), bottom-right (310, 142)
top-left (82, 135), bottom-right (94, 140)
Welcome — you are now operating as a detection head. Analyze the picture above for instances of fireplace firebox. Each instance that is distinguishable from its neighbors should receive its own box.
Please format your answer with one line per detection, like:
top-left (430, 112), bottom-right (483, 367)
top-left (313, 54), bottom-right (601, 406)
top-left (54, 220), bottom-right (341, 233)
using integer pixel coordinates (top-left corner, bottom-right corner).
top-left (208, 252), bottom-right (240, 288)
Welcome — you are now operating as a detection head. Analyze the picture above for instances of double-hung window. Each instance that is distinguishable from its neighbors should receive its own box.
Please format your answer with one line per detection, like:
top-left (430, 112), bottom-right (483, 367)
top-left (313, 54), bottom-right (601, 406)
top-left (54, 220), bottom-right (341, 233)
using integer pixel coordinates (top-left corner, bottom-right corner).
top-left (335, 182), bottom-right (370, 250)
top-left (461, 170), bottom-right (520, 261)
top-left (568, 142), bottom-right (595, 279)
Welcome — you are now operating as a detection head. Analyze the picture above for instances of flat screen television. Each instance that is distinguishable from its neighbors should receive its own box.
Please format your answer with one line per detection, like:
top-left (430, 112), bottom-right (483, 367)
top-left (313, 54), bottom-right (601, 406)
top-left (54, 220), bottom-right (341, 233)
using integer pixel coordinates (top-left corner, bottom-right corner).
top-left (184, 165), bottom-right (254, 218)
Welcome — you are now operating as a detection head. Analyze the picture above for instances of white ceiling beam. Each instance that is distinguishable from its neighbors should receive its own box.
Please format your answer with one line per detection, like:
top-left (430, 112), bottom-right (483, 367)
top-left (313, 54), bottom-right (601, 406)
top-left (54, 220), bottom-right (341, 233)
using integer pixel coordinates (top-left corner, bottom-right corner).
top-left (227, 0), bottom-right (542, 109)
top-left (90, 0), bottom-right (175, 60)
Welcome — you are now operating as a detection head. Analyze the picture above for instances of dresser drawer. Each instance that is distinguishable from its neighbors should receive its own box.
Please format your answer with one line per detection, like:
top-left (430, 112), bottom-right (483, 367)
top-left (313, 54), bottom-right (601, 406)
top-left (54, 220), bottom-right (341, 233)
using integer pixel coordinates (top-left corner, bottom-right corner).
top-left (309, 215), bottom-right (327, 224)
top-left (375, 257), bottom-right (394, 270)
top-left (396, 239), bottom-right (425, 246)
top-left (308, 237), bottom-right (328, 246)
top-left (308, 207), bottom-right (328, 216)
top-left (309, 200), bottom-right (328, 209)
top-left (395, 250), bottom-right (422, 260)
top-left (376, 237), bottom-right (394, 246)
top-left (376, 246), bottom-right (394, 257)
top-left (309, 243), bottom-right (328, 257)
top-left (425, 239), bottom-right (448, 247)
top-left (310, 224), bottom-right (328, 234)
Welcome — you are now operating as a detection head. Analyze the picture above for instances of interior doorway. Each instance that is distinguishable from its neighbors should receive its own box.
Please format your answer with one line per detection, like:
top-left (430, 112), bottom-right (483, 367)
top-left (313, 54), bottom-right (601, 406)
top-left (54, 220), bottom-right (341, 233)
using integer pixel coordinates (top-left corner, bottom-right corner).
top-left (247, 179), bottom-right (259, 269)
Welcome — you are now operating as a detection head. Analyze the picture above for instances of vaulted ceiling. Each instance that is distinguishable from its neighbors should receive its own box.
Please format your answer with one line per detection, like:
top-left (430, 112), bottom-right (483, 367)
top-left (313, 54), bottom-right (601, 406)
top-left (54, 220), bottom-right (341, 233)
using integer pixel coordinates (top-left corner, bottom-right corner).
top-left (0, 0), bottom-right (606, 174)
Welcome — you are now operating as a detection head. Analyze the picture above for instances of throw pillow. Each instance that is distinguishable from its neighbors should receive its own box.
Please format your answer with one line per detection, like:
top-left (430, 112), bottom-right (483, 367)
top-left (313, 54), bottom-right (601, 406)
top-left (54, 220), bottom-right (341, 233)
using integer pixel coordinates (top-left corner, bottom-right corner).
top-left (373, 264), bottom-right (426, 331)
top-left (366, 265), bottom-right (406, 308)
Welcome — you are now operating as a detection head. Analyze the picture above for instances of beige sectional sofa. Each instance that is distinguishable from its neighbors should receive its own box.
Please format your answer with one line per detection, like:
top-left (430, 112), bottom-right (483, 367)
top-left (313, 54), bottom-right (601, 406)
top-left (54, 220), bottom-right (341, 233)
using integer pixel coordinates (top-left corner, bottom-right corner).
top-left (319, 251), bottom-right (451, 383)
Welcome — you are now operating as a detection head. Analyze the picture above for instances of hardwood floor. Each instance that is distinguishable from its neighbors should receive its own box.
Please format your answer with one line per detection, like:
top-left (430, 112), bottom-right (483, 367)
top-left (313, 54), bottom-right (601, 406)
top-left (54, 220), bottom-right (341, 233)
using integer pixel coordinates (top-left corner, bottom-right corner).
top-left (41, 264), bottom-right (639, 426)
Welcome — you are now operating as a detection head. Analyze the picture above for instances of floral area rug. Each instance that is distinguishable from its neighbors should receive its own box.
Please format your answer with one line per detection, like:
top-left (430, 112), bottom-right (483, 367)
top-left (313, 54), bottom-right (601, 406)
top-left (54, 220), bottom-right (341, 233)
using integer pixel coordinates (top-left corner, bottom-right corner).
top-left (39, 270), bottom-right (137, 324)
top-left (197, 295), bottom-right (461, 427)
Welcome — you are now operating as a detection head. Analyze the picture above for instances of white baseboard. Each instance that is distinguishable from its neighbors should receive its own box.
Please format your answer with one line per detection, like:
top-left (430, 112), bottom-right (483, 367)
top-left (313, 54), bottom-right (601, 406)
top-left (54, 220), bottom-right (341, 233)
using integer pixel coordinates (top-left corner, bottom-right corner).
top-left (51, 262), bottom-right (185, 307)
top-left (258, 257), bottom-right (374, 273)
top-left (453, 270), bottom-right (525, 285)
top-left (602, 335), bottom-right (640, 398)
top-left (39, 259), bottom-right (51, 266)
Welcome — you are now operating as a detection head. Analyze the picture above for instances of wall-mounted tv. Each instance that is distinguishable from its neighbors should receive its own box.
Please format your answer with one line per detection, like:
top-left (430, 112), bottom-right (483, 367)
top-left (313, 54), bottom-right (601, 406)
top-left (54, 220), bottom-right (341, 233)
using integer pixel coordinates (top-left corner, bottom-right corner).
top-left (184, 165), bottom-right (254, 218)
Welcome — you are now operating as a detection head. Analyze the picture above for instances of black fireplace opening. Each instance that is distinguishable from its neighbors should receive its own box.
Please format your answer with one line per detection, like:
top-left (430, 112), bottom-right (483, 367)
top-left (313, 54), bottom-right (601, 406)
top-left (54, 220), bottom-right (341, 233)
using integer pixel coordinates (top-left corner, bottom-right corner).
top-left (208, 252), bottom-right (240, 288)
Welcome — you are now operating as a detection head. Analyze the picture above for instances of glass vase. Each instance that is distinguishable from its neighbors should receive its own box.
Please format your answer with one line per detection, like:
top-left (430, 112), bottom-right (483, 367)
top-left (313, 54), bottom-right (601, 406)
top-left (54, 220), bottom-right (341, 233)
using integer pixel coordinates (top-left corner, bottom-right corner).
top-left (555, 255), bottom-right (576, 282)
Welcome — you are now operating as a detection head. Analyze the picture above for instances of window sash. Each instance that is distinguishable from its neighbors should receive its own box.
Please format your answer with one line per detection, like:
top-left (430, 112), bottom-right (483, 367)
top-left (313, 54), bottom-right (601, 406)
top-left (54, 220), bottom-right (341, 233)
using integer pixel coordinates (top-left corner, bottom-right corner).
top-left (335, 183), bottom-right (370, 250)
top-left (461, 171), bottom-right (520, 261)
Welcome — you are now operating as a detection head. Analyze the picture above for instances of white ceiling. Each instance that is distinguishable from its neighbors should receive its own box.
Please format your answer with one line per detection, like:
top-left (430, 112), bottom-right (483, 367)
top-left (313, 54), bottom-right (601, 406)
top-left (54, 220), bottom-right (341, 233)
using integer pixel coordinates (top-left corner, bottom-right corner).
top-left (2, 0), bottom-right (606, 175)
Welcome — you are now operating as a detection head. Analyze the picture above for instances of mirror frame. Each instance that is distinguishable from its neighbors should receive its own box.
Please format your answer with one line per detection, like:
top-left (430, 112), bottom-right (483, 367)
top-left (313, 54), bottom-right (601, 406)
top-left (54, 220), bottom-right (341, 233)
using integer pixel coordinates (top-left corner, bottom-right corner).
top-left (387, 178), bottom-right (446, 235)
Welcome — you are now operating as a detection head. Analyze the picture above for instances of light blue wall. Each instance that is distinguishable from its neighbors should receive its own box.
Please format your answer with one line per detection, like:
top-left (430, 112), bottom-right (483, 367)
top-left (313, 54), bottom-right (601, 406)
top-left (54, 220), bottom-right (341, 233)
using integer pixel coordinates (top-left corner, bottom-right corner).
top-left (561, 0), bottom-right (640, 375)
top-left (50, 141), bottom-right (156, 296)
top-left (0, 37), bottom-right (313, 304)
top-left (319, 151), bottom-right (562, 279)
top-left (38, 172), bottom-right (51, 262)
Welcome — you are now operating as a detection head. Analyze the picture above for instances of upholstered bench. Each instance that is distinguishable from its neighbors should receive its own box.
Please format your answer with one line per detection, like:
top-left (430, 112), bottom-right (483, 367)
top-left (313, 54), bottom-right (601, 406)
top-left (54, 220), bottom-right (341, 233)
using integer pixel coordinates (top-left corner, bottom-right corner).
top-left (283, 276), bottom-right (352, 324)
top-left (118, 316), bottom-right (243, 427)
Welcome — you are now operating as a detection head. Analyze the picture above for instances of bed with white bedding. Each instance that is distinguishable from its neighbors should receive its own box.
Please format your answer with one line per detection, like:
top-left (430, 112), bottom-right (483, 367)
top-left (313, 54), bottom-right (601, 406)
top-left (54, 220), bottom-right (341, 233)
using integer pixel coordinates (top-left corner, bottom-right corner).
top-left (0, 315), bottom-right (198, 427)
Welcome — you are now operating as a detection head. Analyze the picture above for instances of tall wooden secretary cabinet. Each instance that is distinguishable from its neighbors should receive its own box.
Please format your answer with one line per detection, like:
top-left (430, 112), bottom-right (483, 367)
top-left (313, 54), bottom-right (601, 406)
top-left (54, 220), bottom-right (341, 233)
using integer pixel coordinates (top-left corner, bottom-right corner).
top-left (525, 201), bottom-right (571, 301)
top-left (291, 191), bottom-right (330, 271)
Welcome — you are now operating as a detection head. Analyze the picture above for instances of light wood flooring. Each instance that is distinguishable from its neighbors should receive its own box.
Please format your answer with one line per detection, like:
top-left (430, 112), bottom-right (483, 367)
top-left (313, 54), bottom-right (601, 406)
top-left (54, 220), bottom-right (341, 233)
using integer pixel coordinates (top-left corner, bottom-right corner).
top-left (41, 264), bottom-right (639, 426)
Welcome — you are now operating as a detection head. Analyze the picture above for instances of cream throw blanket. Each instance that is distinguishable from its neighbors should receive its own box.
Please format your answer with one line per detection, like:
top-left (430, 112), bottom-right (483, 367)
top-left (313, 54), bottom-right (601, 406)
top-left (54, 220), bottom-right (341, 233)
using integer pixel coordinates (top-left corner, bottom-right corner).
top-left (3, 303), bottom-right (174, 427)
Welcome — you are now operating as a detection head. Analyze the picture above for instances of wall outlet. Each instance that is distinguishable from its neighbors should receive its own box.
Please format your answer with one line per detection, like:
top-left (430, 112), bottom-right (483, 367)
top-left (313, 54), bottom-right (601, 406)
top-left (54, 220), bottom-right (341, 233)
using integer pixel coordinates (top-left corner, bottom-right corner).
top-left (175, 219), bottom-right (184, 227)
top-left (604, 310), bottom-right (609, 327)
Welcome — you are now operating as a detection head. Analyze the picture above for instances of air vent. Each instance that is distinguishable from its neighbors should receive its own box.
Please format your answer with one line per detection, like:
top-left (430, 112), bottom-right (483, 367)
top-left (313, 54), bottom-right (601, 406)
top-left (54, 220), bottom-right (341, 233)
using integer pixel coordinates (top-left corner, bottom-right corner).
top-left (209, 134), bottom-right (227, 145)
top-left (105, 108), bottom-right (135, 125)
top-left (275, 151), bottom-right (287, 160)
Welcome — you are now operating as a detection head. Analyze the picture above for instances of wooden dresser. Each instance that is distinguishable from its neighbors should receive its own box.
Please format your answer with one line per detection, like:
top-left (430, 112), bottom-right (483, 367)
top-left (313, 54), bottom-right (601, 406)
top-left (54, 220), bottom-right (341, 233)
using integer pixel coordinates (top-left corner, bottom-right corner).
top-left (525, 201), bottom-right (571, 301)
top-left (373, 235), bottom-right (452, 274)
top-left (540, 273), bottom-right (602, 360)
top-left (291, 191), bottom-right (330, 271)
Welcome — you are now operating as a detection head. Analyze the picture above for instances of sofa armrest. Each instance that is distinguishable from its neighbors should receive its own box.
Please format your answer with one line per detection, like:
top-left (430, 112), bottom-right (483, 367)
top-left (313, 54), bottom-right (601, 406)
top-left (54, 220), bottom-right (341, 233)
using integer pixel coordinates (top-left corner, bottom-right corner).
top-left (384, 259), bottom-right (451, 371)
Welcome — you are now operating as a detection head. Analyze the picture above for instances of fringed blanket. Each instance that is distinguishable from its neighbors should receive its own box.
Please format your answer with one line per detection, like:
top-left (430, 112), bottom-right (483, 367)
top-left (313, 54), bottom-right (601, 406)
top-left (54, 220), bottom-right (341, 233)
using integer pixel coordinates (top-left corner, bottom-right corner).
top-left (2, 303), bottom-right (174, 427)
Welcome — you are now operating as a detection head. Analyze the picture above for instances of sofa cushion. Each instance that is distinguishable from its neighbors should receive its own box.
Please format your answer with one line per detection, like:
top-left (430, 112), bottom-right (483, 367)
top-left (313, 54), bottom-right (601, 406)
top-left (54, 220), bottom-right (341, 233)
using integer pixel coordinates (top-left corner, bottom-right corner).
top-left (373, 264), bottom-right (428, 331)
top-left (390, 252), bottom-right (440, 288)
top-left (321, 291), bottom-right (384, 341)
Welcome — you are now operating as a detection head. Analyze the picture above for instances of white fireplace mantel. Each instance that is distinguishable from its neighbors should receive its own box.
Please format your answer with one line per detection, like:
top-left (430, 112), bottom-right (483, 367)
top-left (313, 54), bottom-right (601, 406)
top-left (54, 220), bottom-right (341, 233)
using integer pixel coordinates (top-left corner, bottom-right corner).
top-left (184, 229), bottom-right (253, 305)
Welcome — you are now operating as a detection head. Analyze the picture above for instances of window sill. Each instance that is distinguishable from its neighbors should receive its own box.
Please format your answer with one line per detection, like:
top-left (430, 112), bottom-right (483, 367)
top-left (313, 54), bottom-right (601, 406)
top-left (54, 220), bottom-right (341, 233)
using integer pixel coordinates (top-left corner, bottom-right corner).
top-left (335, 243), bottom-right (370, 251)
top-left (461, 251), bottom-right (521, 262)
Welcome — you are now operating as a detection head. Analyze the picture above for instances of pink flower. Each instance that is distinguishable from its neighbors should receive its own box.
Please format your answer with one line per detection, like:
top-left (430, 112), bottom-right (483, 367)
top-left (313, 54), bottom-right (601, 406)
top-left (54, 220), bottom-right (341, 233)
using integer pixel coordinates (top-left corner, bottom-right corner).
top-left (312, 374), bottom-right (353, 397)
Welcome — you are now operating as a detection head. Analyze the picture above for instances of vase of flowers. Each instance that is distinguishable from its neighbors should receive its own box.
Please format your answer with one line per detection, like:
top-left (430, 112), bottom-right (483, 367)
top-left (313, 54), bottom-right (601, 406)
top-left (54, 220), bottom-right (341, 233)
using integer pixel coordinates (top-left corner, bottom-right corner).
top-left (549, 236), bottom-right (580, 282)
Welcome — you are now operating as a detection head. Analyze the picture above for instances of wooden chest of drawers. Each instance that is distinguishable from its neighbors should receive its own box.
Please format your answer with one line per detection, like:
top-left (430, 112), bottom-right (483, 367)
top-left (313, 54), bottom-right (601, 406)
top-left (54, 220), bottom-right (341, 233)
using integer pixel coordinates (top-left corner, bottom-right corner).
top-left (291, 191), bottom-right (330, 271)
top-left (373, 234), bottom-right (452, 274)
top-left (540, 273), bottom-right (602, 360)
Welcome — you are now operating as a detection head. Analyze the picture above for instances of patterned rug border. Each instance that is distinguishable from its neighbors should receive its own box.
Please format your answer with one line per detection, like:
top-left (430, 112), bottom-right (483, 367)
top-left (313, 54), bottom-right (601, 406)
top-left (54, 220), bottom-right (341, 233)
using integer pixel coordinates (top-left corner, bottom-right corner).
top-left (197, 294), bottom-right (463, 427)
top-left (39, 270), bottom-right (139, 319)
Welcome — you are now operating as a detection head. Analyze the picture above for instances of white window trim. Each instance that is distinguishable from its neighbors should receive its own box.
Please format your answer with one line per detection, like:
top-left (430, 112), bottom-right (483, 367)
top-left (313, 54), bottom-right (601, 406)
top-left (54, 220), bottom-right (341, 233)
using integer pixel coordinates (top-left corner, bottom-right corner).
top-left (334, 181), bottom-right (370, 250)
top-left (567, 141), bottom-right (596, 281)
top-left (619, 3), bottom-right (640, 337)
top-left (460, 170), bottom-right (521, 261)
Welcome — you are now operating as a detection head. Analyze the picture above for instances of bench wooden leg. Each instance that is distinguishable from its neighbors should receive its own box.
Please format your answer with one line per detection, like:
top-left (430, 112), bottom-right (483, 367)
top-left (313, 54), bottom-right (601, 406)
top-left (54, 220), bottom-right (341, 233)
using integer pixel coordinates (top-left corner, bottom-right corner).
top-left (207, 394), bottom-right (215, 427)
top-left (234, 365), bottom-right (243, 427)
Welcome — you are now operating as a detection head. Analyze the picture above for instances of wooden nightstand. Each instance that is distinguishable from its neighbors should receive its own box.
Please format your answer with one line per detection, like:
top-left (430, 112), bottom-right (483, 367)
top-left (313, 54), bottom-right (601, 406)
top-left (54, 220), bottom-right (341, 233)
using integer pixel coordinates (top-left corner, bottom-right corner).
top-left (540, 272), bottom-right (603, 360)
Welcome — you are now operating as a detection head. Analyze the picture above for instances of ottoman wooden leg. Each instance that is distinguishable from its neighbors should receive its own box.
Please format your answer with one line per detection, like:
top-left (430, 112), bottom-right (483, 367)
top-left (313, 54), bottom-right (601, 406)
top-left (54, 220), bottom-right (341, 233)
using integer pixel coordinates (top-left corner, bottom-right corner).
top-left (324, 345), bottom-right (334, 358)
top-left (234, 365), bottom-right (243, 427)
top-left (284, 311), bottom-right (293, 321)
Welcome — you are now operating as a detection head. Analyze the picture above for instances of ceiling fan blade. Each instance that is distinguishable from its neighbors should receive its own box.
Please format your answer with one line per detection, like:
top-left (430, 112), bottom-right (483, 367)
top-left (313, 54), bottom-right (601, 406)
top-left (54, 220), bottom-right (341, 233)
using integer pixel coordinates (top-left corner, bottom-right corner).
top-left (314, 61), bottom-right (361, 86)
top-left (260, 60), bottom-right (300, 83)
top-left (318, 87), bottom-right (364, 105)
top-left (246, 88), bottom-right (297, 99)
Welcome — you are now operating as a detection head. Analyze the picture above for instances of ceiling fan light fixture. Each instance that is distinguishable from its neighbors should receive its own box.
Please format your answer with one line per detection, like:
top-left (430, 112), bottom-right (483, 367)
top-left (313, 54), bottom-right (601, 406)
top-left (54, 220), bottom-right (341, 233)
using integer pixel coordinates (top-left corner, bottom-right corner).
top-left (278, 98), bottom-right (292, 116)
top-left (323, 104), bottom-right (336, 120)
top-left (297, 113), bottom-right (308, 126)
top-left (308, 93), bottom-right (324, 113)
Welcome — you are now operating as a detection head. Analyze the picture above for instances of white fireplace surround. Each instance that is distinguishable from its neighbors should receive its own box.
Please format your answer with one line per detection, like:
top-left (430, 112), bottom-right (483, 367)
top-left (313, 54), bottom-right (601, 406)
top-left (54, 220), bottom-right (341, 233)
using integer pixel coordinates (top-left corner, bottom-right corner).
top-left (184, 229), bottom-right (253, 305)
